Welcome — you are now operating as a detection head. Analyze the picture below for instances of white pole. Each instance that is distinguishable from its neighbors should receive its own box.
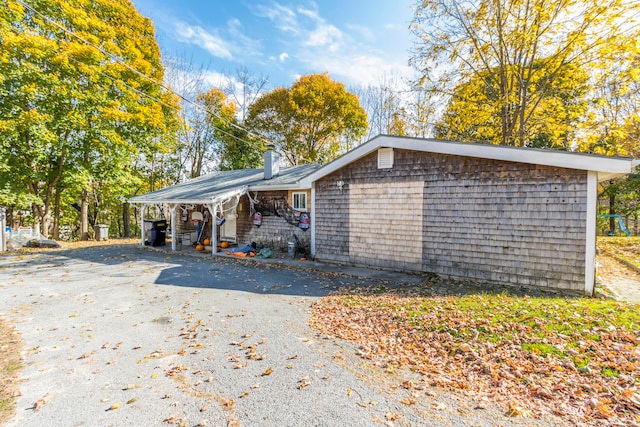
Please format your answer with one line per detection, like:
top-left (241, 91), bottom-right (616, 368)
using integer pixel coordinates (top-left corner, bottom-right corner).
top-left (211, 204), bottom-right (217, 257)
top-left (0, 207), bottom-right (6, 252)
top-left (140, 205), bottom-right (146, 247)
top-left (169, 205), bottom-right (177, 251)
top-left (584, 171), bottom-right (598, 296)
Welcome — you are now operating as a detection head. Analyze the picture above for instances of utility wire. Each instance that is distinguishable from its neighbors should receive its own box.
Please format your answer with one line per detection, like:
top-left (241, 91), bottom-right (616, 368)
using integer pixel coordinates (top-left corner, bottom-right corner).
top-left (14, 0), bottom-right (272, 146)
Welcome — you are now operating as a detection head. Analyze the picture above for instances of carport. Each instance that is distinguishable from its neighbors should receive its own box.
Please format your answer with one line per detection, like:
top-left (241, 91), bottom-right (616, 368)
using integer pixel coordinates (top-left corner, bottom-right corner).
top-left (128, 151), bottom-right (319, 255)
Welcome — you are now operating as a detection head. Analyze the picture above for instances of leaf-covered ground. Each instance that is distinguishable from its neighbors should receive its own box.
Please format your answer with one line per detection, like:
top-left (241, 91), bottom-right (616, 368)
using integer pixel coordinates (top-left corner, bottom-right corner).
top-left (311, 284), bottom-right (640, 427)
top-left (0, 318), bottom-right (22, 425)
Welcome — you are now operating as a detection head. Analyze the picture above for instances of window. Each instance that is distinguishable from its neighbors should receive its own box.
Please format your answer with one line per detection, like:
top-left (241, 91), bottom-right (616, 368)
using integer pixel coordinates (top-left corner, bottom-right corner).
top-left (292, 192), bottom-right (307, 211)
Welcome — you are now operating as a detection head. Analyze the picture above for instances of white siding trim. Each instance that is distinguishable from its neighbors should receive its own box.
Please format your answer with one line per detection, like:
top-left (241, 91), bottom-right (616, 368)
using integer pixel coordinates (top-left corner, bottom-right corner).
top-left (585, 171), bottom-right (598, 295)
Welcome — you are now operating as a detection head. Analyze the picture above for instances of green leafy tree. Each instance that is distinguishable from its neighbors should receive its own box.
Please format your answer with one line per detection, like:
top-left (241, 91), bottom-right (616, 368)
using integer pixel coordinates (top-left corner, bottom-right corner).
top-left (0, 0), bottom-right (179, 238)
top-left (411, 0), bottom-right (640, 147)
top-left (246, 73), bottom-right (367, 165)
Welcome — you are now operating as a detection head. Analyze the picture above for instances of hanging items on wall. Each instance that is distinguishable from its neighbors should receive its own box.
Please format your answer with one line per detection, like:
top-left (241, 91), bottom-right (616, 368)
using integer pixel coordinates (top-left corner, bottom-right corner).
top-left (253, 212), bottom-right (262, 227)
top-left (298, 212), bottom-right (310, 231)
top-left (275, 199), bottom-right (301, 226)
top-left (180, 206), bottom-right (188, 222)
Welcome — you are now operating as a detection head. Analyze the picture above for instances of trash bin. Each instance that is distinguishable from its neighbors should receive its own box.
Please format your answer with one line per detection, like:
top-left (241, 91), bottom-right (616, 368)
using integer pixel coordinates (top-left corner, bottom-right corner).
top-left (144, 219), bottom-right (167, 246)
top-left (287, 241), bottom-right (295, 258)
top-left (94, 224), bottom-right (109, 241)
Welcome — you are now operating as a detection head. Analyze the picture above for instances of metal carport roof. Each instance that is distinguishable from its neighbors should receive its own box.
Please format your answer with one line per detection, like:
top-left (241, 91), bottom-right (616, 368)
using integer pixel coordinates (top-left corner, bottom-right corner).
top-left (128, 164), bottom-right (320, 205)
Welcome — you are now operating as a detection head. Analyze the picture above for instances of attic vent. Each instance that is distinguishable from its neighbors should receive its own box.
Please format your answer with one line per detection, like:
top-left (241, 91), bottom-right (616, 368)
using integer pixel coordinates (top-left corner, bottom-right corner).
top-left (378, 148), bottom-right (394, 169)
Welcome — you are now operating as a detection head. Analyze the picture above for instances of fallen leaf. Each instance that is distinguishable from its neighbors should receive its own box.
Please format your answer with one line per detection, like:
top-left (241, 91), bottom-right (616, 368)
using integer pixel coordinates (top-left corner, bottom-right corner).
top-left (33, 399), bottom-right (47, 412)
top-left (109, 402), bottom-right (121, 411)
top-left (164, 413), bottom-right (182, 423)
top-left (123, 383), bottom-right (141, 390)
top-left (508, 404), bottom-right (533, 417)
top-left (261, 367), bottom-right (273, 376)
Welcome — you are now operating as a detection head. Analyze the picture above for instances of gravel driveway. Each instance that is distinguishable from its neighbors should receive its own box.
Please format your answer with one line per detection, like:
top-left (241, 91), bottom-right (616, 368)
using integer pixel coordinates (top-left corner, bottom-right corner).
top-left (0, 244), bottom-right (551, 427)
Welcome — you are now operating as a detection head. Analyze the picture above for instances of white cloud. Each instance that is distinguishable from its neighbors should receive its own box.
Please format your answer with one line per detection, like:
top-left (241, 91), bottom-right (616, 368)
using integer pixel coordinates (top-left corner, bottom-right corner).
top-left (298, 50), bottom-right (414, 86)
top-left (174, 21), bottom-right (232, 59)
top-left (252, 1), bottom-right (414, 86)
top-left (254, 3), bottom-right (299, 33)
top-left (202, 70), bottom-right (230, 88)
top-left (305, 24), bottom-right (343, 51)
top-left (347, 24), bottom-right (376, 43)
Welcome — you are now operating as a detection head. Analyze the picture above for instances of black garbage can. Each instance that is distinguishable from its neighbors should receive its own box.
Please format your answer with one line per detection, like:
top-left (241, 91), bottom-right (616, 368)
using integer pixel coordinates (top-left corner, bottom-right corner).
top-left (144, 219), bottom-right (167, 246)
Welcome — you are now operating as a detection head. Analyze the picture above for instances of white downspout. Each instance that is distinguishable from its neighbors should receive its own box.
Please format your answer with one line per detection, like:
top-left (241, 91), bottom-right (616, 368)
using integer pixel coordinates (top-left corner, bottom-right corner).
top-left (585, 171), bottom-right (598, 295)
top-left (140, 204), bottom-right (147, 247)
top-left (169, 205), bottom-right (177, 251)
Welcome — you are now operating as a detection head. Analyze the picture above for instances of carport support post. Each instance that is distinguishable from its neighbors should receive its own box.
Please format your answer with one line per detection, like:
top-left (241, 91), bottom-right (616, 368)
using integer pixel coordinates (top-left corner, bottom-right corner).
top-left (140, 204), bottom-right (147, 247)
top-left (169, 205), bottom-right (177, 251)
top-left (211, 204), bottom-right (217, 257)
top-left (207, 203), bottom-right (217, 257)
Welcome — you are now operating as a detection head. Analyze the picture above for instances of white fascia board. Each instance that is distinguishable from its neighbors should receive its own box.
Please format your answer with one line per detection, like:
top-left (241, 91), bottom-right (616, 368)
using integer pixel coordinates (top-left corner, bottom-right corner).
top-left (128, 198), bottom-right (214, 205)
top-left (300, 135), bottom-right (635, 185)
top-left (211, 187), bottom-right (248, 204)
top-left (247, 184), bottom-right (310, 192)
top-left (388, 137), bottom-right (633, 173)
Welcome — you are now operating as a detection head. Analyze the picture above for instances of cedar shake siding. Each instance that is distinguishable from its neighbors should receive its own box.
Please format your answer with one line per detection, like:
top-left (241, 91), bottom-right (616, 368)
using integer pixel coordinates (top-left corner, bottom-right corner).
top-left (314, 149), bottom-right (588, 292)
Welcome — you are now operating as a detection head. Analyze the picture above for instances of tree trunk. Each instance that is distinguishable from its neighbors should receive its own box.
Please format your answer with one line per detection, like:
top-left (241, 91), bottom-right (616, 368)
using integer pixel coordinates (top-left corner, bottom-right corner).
top-left (52, 188), bottom-right (61, 240)
top-left (80, 147), bottom-right (90, 241)
top-left (80, 189), bottom-right (89, 240)
top-left (123, 201), bottom-right (131, 238)
top-left (609, 193), bottom-right (616, 233)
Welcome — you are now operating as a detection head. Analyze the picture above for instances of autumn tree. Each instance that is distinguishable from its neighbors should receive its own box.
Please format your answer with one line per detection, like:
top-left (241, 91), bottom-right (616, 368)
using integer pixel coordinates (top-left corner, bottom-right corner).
top-left (246, 73), bottom-right (367, 165)
top-left (435, 60), bottom-right (590, 147)
top-left (410, 0), bottom-right (640, 147)
top-left (0, 0), bottom-right (178, 238)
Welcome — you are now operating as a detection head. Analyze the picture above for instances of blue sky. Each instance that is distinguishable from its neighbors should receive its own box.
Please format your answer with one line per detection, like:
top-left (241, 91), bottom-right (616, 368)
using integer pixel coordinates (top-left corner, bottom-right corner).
top-left (131, 0), bottom-right (417, 90)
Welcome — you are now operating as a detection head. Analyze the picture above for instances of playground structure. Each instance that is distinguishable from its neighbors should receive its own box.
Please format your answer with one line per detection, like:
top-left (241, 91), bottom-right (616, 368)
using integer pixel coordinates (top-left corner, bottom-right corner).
top-left (598, 214), bottom-right (630, 237)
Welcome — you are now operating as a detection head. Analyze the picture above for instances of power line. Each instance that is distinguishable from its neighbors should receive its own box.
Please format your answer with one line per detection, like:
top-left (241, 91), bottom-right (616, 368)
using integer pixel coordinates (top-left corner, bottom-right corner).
top-left (14, 0), bottom-right (271, 146)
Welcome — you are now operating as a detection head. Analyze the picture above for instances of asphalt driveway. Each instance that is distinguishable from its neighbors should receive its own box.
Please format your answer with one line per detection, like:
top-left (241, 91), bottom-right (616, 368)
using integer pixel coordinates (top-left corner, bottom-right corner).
top-left (0, 243), bottom-right (550, 427)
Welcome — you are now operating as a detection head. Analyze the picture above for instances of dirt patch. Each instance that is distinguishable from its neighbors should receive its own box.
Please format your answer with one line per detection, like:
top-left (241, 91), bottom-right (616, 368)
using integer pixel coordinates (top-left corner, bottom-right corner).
top-left (0, 318), bottom-right (23, 425)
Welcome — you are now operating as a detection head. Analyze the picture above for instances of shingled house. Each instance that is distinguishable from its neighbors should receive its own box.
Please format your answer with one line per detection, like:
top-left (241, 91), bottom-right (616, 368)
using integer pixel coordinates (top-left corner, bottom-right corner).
top-left (130, 135), bottom-right (637, 295)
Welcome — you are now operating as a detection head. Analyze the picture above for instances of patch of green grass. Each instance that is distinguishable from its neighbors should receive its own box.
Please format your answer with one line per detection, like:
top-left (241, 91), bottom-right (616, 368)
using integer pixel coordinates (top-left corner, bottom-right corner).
top-left (601, 366), bottom-right (620, 378)
top-left (572, 355), bottom-right (591, 368)
top-left (522, 342), bottom-right (564, 358)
